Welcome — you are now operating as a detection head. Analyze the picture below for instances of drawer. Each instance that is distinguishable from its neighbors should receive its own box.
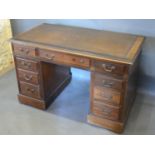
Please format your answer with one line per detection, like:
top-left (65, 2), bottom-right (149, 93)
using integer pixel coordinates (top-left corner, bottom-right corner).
top-left (17, 69), bottom-right (39, 85)
top-left (92, 101), bottom-right (121, 121)
top-left (92, 60), bottom-right (125, 76)
top-left (16, 57), bottom-right (39, 72)
top-left (93, 86), bottom-right (121, 106)
top-left (20, 82), bottom-right (41, 99)
top-left (63, 55), bottom-right (90, 68)
top-left (13, 44), bottom-right (35, 56)
top-left (38, 49), bottom-right (63, 61)
top-left (94, 73), bottom-right (123, 91)
top-left (37, 49), bottom-right (90, 68)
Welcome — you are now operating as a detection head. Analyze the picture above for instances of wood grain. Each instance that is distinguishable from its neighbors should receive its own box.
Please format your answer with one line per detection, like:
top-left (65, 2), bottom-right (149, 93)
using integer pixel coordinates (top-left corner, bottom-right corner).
top-left (11, 23), bottom-right (144, 64)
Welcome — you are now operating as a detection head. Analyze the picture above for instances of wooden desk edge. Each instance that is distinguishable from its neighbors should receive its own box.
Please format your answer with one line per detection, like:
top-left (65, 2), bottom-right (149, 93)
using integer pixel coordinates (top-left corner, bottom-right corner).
top-left (10, 39), bottom-right (143, 65)
top-left (127, 36), bottom-right (145, 64)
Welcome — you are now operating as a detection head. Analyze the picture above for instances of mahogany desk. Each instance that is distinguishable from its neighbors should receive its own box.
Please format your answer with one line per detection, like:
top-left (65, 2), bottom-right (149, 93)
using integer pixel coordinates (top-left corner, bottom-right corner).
top-left (11, 23), bottom-right (144, 133)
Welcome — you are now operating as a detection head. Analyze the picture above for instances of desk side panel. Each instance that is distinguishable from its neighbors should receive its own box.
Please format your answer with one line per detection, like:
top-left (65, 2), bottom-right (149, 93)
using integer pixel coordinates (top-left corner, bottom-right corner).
top-left (41, 62), bottom-right (72, 108)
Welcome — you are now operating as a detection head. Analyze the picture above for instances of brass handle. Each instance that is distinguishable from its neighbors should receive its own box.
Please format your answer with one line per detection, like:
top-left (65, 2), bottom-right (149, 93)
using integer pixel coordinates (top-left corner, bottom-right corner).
top-left (79, 59), bottom-right (84, 63)
top-left (45, 54), bottom-right (55, 60)
top-left (19, 48), bottom-right (29, 54)
top-left (21, 61), bottom-right (31, 68)
top-left (21, 61), bottom-right (26, 66)
top-left (101, 93), bottom-right (112, 100)
top-left (26, 88), bottom-right (35, 93)
top-left (102, 108), bottom-right (112, 115)
top-left (19, 47), bottom-right (24, 51)
top-left (102, 64), bottom-right (116, 72)
top-left (24, 74), bottom-right (32, 81)
top-left (102, 80), bottom-right (114, 88)
top-left (24, 49), bottom-right (30, 54)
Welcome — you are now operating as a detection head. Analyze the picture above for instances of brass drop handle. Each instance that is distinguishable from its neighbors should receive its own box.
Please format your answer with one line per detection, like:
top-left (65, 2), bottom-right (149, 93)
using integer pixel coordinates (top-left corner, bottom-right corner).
top-left (102, 108), bottom-right (112, 115)
top-left (79, 59), bottom-right (84, 63)
top-left (102, 64), bottom-right (116, 72)
top-left (24, 74), bottom-right (32, 81)
top-left (19, 48), bottom-right (29, 54)
top-left (26, 88), bottom-right (35, 93)
top-left (21, 61), bottom-right (31, 68)
top-left (46, 54), bottom-right (55, 60)
top-left (101, 92), bottom-right (112, 100)
top-left (102, 80), bottom-right (114, 88)
top-left (24, 48), bottom-right (30, 54)
top-left (19, 47), bottom-right (24, 51)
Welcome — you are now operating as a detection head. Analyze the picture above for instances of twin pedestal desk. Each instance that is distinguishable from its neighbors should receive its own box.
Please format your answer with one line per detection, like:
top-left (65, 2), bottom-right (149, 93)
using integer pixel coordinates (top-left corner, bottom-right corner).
top-left (11, 24), bottom-right (144, 133)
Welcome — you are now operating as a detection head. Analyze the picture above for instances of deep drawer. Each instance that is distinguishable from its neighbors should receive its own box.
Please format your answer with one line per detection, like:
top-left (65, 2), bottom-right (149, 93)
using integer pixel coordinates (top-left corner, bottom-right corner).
top-left (93, 73), bottom-right (123, 91)
top-left (16, 57), bottom-right (39, 72)
top-left (18, 69), bottom-right (39, 85)
top-left (93, 86), bottom-right (121, 106)
top-left (20, 81), bottom-right (41, 99)
top-left (92, 101), bottom-right (121, 121)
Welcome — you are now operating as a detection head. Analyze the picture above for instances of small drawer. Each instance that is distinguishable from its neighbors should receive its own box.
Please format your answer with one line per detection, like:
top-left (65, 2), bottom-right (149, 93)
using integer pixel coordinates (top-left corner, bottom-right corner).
top-left (18, 69), bottom-right (39, 85)
top-left (93, 86), bottom-right (121, 106)
top-left (38, 48), bottom-right (90, 68)
top-left (38, 49), bottom-right (63, 61)
top-left (20, 82), bottom-right (41, 99)
top-left (94, 73), bottom-right (123, 91)
top-left (13, 44), bottom-right (35, 56)
top-left (63, 55), bottom-right (90, 68)
top-left (92, 60), bottom-right (125, 76)
top-left (16, 57), bottom-right (39, 72)
top-left (92, 101), bottom-right (121, 121)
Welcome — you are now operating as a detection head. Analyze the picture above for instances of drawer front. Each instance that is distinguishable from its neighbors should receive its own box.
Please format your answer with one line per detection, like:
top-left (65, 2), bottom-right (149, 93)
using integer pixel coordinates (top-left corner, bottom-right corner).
top-left (13, 44), bottom-right (35, 56)
top-left (18, 69), bottom-right (39, 85)
top-left (38, 49), bottom-right (90, 68)
top-left (92, 101), bottom-right (121, 121)
top-left (63, 55), bottom-right (90, 68)
top-left (16, 57), bottom-right (39, 72)
top-left (20, 82), bottom-right (41, 99)
top-left (93, 86), bottom-right (121, 106)
top-left (94, 73), bottom-right (123, 91)
top-left (92, 60), bottom-right (125, 76)
top-left (38, 49), bottom-right (63, 61)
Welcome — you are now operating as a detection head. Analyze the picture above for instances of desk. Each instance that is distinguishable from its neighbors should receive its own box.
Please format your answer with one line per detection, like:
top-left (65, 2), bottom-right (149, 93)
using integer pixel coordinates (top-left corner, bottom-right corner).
top-left (11, 23), bottom-right (144, 133)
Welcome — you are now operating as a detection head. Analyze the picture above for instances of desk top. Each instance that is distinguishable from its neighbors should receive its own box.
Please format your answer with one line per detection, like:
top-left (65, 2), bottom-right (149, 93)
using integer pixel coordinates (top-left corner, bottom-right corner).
top-left (11, 23), bottom-right (144, 64)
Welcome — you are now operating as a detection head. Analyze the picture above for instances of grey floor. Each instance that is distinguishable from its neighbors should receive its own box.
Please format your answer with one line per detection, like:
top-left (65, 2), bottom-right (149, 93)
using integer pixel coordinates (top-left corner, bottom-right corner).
top-left (0, 68), bottom-right (155, 135)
